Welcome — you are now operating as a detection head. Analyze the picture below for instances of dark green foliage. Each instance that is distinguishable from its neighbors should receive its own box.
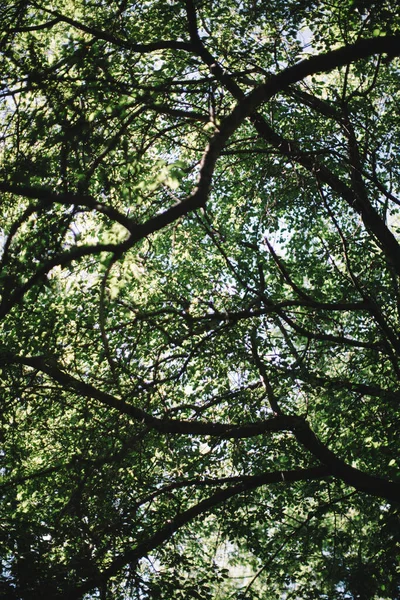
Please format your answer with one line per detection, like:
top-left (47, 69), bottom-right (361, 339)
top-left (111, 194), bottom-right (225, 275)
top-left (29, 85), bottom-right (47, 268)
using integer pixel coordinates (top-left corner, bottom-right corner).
top-left (0, 1), bottom-right (400, 598)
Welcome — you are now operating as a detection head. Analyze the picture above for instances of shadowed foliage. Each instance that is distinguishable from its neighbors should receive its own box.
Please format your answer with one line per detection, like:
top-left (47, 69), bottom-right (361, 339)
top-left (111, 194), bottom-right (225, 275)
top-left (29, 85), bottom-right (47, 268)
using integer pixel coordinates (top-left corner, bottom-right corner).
top-left (0, 1), bottom-right (399, 598)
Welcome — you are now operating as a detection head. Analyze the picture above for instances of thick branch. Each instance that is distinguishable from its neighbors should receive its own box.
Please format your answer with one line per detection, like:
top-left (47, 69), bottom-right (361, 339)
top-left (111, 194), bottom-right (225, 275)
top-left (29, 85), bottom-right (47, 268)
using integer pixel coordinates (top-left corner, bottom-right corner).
top-left (4, 37), bottom-right (400, 317)
top-left (0, 182), bottom-right (133, 230)
top-left (0, 241), bottom-right (130, 319)
top-left (67, 465), bottom-right (329, 599)
top-left (5, 354), bottom-right (399, 504)
top-left (192, 31), bottom-right (400, 273)
top-left (294, 421), bottom-right (400, 503)
top-left (32, 6), bottom-right (193, 53)
top-left (3, 354), bottom-right (304, 437)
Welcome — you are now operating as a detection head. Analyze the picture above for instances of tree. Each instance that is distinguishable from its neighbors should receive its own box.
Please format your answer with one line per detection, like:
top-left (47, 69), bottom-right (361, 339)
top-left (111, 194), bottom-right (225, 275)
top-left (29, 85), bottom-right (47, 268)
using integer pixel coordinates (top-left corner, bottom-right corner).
top-left (0, 0), bottom-right (399, 597)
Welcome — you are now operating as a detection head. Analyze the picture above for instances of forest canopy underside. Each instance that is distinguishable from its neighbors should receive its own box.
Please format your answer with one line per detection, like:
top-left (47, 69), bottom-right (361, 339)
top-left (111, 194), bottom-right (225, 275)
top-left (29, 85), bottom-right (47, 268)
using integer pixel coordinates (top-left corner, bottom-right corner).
top-left (1, 1), bottom-right (400, 598)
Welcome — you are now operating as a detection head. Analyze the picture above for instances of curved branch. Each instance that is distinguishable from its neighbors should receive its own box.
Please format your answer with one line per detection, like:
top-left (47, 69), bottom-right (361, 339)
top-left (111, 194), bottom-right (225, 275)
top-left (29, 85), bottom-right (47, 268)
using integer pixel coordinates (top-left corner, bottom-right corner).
top-left (4, 37), bottom-right (400, 317)
top-left (294, 421), bottom-right (400, 503)
top-left (2, 353), bottom-right (304, 436)
top-left (0, 241), bottom-right (130, 319)
top-left (4, 354), bottom-right (399, 503)
top-left (34, 6), bottom-right (193, 53)
top-left (0, 181), bottom-right (134, 231)
top-left (192, 31), bottom-right (400, 273)
top-left (8, 17), bottom-right (62, 32)
top-left (67, 465), bottom-right (329, 599)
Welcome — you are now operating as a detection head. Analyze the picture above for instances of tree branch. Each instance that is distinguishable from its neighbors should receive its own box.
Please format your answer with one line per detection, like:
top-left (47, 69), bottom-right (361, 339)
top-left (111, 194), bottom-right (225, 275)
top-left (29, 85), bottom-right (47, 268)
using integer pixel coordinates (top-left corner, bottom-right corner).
top-left (294, 421), bottom-right (400, 503)
top-left (67, 465), bottom-right (329, 599)
top-left (33, 5), bottom-right (193, 52)
top-left (2, 353), bottom-right (304, 437)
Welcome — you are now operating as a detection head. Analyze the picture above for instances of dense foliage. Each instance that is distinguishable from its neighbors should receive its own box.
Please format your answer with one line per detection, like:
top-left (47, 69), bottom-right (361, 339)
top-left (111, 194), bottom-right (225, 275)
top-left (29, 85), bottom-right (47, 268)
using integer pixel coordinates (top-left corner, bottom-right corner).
top-left (1, 1), bottom-right (400, 598)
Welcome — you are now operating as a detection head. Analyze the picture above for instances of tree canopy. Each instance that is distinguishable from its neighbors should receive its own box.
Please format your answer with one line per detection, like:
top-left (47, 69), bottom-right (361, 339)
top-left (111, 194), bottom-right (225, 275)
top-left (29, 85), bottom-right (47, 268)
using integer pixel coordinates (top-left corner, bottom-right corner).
top-left (1, 1), bottom-right (400, 598)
